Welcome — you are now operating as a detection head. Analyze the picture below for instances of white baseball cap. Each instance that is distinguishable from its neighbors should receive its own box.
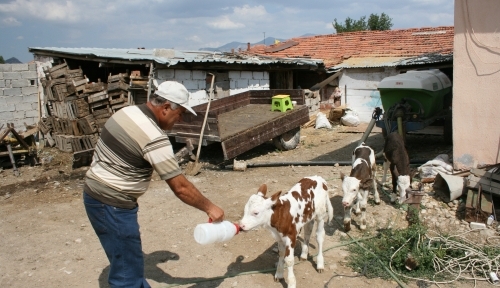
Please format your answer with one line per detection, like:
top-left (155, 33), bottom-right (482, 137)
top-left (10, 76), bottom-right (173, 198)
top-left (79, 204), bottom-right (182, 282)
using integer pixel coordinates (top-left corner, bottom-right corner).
top-left (154, 81), bottom-right (197, 116)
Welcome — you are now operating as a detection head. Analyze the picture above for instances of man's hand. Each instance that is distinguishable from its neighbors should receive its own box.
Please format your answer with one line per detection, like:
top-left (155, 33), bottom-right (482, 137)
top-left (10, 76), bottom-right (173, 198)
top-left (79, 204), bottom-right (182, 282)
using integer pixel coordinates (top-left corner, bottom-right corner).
top-left (207, 204), bottom-right (224, 222)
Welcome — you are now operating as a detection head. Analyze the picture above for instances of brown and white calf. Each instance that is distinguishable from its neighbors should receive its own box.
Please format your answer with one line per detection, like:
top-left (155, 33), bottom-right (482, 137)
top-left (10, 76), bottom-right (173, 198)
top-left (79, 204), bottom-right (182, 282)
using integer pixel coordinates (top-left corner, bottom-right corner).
top-left (239, 176), bottom-right (333, 288)
top-left (382, 132), bottom-right (411, 204)
top-left (340, 143), bottom-right (380, 232)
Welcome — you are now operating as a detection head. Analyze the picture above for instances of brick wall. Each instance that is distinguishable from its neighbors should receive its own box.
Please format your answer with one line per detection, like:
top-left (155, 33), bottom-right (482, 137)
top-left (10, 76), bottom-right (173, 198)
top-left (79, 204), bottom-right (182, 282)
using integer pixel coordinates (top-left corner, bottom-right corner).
top-left (0, 63), bottom-right (39, 130)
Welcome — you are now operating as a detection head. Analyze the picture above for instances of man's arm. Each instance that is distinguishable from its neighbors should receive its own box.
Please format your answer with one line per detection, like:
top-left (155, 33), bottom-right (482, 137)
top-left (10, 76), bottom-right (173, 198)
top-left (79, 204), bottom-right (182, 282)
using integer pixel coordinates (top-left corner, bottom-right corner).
top-left (165, 174), bottom-right (224, 222)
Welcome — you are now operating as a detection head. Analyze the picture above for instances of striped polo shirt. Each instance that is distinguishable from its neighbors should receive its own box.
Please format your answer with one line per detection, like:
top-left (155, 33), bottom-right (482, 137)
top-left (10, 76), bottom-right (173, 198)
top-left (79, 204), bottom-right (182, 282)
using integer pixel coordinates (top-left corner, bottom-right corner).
top-left (84, 104), bottom-right (181, 209)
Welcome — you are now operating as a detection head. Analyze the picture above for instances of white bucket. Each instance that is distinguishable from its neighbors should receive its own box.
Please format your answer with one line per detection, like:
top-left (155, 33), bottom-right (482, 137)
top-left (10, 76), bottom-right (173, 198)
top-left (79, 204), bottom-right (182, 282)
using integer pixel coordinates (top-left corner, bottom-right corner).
top-left (194, 221), bottom-right (238, 245)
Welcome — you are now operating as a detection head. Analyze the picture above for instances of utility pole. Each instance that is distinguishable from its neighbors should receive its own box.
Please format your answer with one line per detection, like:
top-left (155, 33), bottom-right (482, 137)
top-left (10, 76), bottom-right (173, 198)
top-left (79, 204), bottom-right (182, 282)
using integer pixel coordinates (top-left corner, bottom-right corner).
top-left (263, 32), bottom-right (265, 45)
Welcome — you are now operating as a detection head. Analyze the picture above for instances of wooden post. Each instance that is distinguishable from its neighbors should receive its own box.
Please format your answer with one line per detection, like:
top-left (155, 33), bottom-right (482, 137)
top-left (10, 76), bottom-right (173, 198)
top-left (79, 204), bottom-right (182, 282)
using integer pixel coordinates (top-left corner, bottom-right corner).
top-left (146, 62), bottom-right (154, 102)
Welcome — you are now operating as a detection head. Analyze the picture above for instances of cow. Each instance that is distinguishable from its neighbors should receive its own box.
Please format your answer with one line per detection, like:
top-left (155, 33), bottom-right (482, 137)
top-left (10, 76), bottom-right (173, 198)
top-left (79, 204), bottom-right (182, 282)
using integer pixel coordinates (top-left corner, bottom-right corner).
top-left (340, 142), bottom-right (380, 232)
top-left (239, 176), bottom-right (333, 288)
top-left (382, 132), bottom-right (411, 204)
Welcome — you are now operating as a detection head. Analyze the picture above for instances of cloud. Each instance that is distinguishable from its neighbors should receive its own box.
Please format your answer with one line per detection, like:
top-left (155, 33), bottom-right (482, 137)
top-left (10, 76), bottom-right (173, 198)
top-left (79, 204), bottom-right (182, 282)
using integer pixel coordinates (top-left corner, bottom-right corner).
top-left (0, 0), bottom-right (120, 23)
top-left (208, 16), bottom-right (245, 30)
top-left (2, 16), bottom-right (21, 26)
top-left (233, 5), bottom-right (267, 19)
top-left (17, 35), bottom-right (23, 40)
top-left (186, 35), bottom-right (202, 43)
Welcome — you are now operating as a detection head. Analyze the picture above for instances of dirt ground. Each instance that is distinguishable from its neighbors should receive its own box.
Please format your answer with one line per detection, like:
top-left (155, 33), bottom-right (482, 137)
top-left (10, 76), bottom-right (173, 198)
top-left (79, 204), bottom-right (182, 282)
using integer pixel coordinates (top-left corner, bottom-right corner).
top-left (0, 121), bottom-right (486, 288)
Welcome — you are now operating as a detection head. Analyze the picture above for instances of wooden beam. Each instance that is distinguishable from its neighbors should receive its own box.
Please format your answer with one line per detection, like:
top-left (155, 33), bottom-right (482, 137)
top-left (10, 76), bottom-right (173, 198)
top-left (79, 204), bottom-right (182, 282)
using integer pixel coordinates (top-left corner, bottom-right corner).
top-left (310, 69), bottom-right (343, 91)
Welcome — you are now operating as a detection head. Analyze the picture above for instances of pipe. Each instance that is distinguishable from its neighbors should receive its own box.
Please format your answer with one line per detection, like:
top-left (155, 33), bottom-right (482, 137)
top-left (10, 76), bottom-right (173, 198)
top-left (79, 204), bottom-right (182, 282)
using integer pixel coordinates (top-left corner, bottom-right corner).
top-left (358, 117), bottom-right (376, 146)
top-left (397, 116), bottom-right (404, 136)
top-left (225, 159), bottom-right (428, 170)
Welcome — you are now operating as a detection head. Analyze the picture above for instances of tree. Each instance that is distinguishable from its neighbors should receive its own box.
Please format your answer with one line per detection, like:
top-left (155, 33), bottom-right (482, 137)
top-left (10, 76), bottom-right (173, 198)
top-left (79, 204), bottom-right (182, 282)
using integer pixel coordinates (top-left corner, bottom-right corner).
top-left (333, 13), bottom-right (393, 33)
top-left (0, 55), bottom-right (4, 64)
top-left (367, 13), bottom-right (393, 31)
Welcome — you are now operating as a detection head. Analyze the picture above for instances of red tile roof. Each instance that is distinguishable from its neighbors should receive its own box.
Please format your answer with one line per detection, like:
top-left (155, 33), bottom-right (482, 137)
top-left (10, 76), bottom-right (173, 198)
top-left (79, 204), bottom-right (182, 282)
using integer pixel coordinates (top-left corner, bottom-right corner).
top-left (244, 26), bottom-right (454, 69)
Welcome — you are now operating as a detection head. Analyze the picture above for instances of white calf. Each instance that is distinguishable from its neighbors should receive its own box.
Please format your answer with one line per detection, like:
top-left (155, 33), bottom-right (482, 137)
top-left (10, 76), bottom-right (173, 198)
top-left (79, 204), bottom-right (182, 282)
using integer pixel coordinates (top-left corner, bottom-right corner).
top-left (340, 143), bottom-right (379, 232)
top-left (382, 132), bottom-right (411, 204)
top-left (239, 176), bottom-right (333, 288)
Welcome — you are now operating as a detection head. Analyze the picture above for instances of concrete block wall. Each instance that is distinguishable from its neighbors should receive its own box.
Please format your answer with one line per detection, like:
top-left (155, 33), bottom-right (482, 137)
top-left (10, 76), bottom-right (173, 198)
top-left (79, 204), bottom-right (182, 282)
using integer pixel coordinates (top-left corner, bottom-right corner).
top-left (155, 69), bottom-right (270, 104)
top-left (0, 63), bottom-right (39, 131)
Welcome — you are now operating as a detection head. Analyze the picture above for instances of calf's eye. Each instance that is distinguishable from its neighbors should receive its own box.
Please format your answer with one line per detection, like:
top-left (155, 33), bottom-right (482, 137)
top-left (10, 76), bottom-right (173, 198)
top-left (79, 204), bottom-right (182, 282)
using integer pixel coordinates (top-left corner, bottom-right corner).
top-left (252, 211), bottom-right (259, 216)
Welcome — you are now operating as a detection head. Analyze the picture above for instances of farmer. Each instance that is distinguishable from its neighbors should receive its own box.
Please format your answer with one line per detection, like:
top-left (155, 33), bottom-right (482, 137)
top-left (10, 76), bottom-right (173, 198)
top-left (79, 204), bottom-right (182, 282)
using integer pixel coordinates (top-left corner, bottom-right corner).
top-left (83, 80), bottom-right (225, 288)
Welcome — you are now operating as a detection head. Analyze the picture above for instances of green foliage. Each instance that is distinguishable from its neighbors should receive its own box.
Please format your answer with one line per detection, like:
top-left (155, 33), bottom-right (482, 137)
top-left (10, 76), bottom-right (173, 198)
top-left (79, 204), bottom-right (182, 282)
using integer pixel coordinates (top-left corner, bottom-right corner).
top-left (367, 13), bottom-right (393, 31)
top-left (0, 55), bottom-right (4, 64)
top-left (333, 13), bottom-right (393, 33)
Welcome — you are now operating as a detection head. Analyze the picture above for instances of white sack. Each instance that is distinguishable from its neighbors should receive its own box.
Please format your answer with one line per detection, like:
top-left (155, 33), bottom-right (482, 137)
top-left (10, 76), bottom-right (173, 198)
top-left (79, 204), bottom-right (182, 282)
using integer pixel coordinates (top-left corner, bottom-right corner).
top-left (315, 112), bottom-right (332, 129)
top-left (341, 108), bottom-right (360, 127)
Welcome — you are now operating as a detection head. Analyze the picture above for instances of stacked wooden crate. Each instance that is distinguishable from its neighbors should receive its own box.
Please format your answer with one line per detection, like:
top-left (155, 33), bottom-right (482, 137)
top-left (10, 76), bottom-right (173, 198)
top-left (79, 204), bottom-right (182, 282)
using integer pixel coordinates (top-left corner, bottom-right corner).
top-left (107, 73), bottom-right (130, 113)
top-left (129, 71), bottom-right (149, 105)
top-left (39, 62), bottom-right (100, 154)
top-left (39, 64), bottom-right (145, 159)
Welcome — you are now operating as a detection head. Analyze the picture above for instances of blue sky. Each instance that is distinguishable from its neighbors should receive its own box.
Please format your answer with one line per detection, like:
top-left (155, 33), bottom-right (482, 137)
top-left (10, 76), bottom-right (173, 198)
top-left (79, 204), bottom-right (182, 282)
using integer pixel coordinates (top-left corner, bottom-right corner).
top-left (0, 0), bottom-right (454, 63)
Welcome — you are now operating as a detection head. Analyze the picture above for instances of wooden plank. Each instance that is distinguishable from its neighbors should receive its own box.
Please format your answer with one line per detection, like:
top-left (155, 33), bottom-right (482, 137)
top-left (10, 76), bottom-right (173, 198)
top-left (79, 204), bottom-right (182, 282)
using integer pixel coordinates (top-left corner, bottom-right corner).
top-left (221, 105), bottom-right (309, 160)
top-left (471, 168), bottom-right (500, 182)
top-left (467, 176), bottom-right (500, 196)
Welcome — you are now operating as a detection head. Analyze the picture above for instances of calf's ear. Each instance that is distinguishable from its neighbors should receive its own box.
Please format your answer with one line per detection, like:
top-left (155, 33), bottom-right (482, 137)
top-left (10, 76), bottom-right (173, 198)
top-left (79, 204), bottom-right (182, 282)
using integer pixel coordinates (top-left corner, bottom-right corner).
top-left (340, 172), bottom-right (346, 181)
top-left (257, 184), bottom-right (267, 196)
top-left (270, 191), bottom-right (282, 202)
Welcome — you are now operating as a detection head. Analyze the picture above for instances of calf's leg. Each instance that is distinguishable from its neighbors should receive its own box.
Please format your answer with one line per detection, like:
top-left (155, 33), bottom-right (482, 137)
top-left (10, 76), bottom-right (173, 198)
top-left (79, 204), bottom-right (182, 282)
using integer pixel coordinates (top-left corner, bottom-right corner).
top-left (343, 206), bottom-right (352, 232)
top-left (359, 189), bottom-right (369, 230)
top-left (315, 218), bottom-right (326, 272)
top-left (300, 221), bottom-right (314, 261)
top-left (372, 166), bottom-right (380, 204)
top-left (275, 241), bottom-right (285, 281)
top-left (284, 243), bottom-right (297, 288)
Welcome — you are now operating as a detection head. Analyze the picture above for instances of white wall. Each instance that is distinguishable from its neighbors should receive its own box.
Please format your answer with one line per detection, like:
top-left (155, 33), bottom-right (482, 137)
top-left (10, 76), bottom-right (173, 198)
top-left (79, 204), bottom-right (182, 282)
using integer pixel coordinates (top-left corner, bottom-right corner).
top-left (155, 69), bottom-right (270, 107)
top-left (339, 67), bottom-right (398, 122)
top-left (453, 0), bottom-right (500, 169)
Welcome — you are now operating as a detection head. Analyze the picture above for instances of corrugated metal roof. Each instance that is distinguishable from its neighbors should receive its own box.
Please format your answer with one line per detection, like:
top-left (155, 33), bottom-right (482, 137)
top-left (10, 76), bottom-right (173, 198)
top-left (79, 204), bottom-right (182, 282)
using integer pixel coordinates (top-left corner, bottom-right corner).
top-left (326, 53), bottom-right (453, 72)
top-left (28, 47), bottom-right (323, 68)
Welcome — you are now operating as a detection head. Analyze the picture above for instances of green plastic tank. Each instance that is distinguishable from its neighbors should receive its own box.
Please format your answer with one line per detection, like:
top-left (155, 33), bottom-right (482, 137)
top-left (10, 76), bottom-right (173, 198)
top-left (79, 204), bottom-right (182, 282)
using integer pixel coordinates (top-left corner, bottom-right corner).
top-left (377, 69), bottom-right (451, 119)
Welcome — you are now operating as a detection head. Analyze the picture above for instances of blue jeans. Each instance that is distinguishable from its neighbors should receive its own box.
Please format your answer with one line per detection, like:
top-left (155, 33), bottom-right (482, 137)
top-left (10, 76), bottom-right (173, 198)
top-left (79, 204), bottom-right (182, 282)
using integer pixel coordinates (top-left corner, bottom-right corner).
top-left (83, 192), bottom-right (151, 288)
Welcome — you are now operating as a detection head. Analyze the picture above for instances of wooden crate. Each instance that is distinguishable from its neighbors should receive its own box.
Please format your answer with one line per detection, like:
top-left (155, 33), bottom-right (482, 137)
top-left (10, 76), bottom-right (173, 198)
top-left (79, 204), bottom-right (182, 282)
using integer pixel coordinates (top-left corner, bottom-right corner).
top-left (84, 81), bottom-right (107, 94)
top-left (73, 78), bottom-right (89, 95)
top-left (77, 115), bottom-right (98, 135)
top-left (52, 84), bottom-right (68, 101)
top-left (67, 98), bottom-right (90, 118)
top-left (111, 102), bottom-right (129, 113)
top-left (38, 118), bottom-right (53, 134)
top-left (107, 81), bottom-right (129, 92)
top-left (88, 91), bottom-right (108, 104)
top-left (108, 73), bottom-right (129, 83)
top-left (108, 90), bottom-right (128, 105)
top-left (45, 62), bottom-right (68, 79)
top-left (54, 134), bottom-right (73, 152)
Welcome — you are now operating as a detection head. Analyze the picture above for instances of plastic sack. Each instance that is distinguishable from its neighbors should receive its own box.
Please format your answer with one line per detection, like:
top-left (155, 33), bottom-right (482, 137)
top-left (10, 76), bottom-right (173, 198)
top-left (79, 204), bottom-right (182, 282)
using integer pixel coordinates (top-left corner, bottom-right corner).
top-left (315, 112), bottom-right (332, 129)
top-left (418, 154), bottom-right (453, 179)
top-left (341, 108), bottom-right (360, 127)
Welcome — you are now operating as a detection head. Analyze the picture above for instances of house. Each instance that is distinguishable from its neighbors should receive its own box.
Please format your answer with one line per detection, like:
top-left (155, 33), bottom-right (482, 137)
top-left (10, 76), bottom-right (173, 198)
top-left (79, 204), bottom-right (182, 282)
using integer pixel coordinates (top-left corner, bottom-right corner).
top-left (453, 0), bottom-right (500, 169)
top-left (243, 26), bottom-right (454, 122)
